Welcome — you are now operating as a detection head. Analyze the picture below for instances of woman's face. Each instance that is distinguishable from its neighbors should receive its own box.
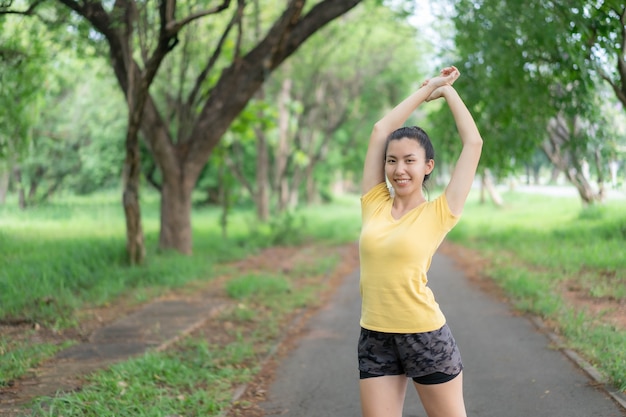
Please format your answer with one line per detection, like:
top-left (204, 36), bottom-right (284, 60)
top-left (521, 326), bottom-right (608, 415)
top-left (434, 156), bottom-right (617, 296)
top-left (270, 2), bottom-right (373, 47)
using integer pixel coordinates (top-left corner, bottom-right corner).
top-left (385, 138), bottom-right (434, 197)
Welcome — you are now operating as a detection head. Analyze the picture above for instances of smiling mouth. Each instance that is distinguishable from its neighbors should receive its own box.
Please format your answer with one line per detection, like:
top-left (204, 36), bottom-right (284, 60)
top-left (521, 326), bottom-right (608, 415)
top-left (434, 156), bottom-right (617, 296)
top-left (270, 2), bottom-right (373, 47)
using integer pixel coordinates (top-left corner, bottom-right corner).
top-left (395, 179), bottom-right (410, 184)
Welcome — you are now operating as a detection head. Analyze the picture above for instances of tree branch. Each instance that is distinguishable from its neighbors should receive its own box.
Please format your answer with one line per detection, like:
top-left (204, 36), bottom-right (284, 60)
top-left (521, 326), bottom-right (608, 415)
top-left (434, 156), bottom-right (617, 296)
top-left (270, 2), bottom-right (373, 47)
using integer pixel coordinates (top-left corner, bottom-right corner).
top-left (598, 68), bottom-right (626, 106)
top-left (226, 143), bottom-right (254, 196)
top-left (187, 0), bottom-right (244, 108)
top-left (616, 5), bottom-right (626, 105)
top-left (184, 0), bottom-right (362, 175)
top-left (0, 0), bottom-right (46, 16)
top-left (165, 0), bottom-right (231, 35)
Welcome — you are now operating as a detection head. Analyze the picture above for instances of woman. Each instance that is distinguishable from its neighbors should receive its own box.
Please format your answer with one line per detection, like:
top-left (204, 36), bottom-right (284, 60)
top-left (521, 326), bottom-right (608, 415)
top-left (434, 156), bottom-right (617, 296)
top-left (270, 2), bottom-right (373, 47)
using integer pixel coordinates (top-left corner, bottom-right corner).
top-left (358, 66), bottom-right (483, 417)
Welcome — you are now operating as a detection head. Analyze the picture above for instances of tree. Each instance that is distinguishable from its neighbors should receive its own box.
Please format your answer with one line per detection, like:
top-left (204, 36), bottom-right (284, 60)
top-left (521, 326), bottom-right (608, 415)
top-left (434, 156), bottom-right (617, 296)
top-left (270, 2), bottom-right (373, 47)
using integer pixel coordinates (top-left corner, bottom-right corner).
top-left (580, 1), bottom-right (626, 109)
top-left (0, 16), bottom-right (48, 204)
top-left (214, 3), bottom-right (427, 220)
top-left (444, 0), bottom-right (624, 204)
top-left (12, 53), bottom-right (127, 206)
top-left (269, 3), bottom-right (426, 207)
top-left (1, 0), bottom-right (365, 261)
top-left (218, 3), bottom-right (427, 217)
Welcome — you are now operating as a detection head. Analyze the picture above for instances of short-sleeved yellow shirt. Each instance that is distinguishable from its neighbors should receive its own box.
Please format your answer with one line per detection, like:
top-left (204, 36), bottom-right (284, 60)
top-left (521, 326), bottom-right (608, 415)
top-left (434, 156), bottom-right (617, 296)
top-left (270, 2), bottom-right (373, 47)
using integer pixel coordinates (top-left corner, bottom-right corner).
top-left (359, 182), bottom-right (459, 333)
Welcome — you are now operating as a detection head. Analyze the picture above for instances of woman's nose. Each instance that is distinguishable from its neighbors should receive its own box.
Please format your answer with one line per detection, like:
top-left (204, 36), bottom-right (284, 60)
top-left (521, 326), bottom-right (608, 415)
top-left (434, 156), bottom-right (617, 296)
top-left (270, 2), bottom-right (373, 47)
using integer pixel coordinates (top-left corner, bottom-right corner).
top-left (395, 162), bottom-right (407, 172)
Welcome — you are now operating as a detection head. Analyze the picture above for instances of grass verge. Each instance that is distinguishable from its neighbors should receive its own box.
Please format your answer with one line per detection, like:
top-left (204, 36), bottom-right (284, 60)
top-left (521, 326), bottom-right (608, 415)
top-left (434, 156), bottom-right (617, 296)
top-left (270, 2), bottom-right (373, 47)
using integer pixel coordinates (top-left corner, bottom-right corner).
top-left (0, 190), bottom-right (361, 389)
top-left (25, 243), bottom-right (354, 416)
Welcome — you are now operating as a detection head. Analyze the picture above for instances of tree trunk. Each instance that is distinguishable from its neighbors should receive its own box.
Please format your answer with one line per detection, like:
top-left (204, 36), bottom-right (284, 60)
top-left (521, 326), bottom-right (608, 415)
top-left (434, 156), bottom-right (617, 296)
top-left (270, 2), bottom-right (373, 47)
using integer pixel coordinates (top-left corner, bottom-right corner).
top-left (543, 115), bottom-right (603, 206)
top-left (549, 166), bottom-right (560, 184)
top-left (12, 166), bottom-right (26, 209)
top-left (121, 55), bottom-right (147, 264)
top-left (563, 167), bottom-right (596, 206)
top-left (122, 134), bottom-right (145, 264)
top-left (27, 166), bottom-right (44, 201)
top-left (278, 177), bottom-right (290, 212)
top-left (305, 164), bottom-right (317, 204)
top-left (482, 168), bottom-right (504, 207)
top-left (122, 99), bottom-right (146, 265)
top-left (0, 169), bottom-right (9, 204)
top-left (159, 178), bottom-right (193, 254)
top-left (256, 130), bottom-right (270, 221)
top-left (533, 165), bottom-right (541, 185)
top-left (592, 148), bottom-right (605, 201)
top-left (252, 80), bottom-right (271, 221)
top-left (275, 78), bottom-right (292, 213)
top-left (218, 160), bottom-right (230, 239)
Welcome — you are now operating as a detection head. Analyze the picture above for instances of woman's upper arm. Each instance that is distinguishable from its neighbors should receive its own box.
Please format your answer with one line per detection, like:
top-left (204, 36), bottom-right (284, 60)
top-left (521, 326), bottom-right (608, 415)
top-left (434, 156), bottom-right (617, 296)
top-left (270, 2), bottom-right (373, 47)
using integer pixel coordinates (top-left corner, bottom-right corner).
top-left (361, 125), bottom-right (387, 195)
top-left (444, 141), bottom-right (482, 216)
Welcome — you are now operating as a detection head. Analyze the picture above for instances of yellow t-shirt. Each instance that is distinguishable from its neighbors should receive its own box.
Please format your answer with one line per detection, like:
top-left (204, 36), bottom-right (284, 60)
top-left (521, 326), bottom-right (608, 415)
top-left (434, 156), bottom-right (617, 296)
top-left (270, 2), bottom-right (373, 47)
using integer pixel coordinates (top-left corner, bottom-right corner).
top-left (359, 182), bottom-right (460, 333)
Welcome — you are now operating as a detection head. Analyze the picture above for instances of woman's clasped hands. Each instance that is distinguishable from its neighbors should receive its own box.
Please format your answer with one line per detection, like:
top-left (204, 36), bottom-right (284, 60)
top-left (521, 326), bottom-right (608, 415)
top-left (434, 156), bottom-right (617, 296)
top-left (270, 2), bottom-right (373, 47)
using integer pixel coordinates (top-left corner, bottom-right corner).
top-left (421, 66), bottom-right (460, 102)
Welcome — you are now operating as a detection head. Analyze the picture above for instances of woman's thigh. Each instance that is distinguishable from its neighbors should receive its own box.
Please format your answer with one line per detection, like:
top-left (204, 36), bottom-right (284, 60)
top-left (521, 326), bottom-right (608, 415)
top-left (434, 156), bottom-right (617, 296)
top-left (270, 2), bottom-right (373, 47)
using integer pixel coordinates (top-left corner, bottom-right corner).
top-left (359, 375), bottom-right (409, 417)
top-left (413, 371), bottom-right (466, 417)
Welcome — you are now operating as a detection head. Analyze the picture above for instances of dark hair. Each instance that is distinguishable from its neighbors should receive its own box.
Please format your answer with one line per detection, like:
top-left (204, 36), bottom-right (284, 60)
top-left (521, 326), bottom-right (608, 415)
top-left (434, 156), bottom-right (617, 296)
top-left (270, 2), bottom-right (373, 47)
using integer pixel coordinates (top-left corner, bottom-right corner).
top-left (385, 126), bottom-right (435, 182)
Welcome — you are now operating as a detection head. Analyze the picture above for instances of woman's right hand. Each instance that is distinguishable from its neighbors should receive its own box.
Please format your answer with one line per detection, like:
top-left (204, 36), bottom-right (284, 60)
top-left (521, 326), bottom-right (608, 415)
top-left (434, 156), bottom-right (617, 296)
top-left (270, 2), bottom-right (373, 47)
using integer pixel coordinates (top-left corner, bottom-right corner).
top-left (421, 66), bottom-right (460, 91)
top-left (425, 85), bottom-right (453, 102)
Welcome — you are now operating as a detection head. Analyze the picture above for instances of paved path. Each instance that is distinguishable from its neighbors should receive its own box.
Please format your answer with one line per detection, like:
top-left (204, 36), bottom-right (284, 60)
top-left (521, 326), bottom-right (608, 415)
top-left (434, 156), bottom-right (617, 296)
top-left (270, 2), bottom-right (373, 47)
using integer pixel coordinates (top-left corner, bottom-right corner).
top-left (0, 299), bottom-right (227, 413)
top-left (259, 252), bottom-right (626, 417)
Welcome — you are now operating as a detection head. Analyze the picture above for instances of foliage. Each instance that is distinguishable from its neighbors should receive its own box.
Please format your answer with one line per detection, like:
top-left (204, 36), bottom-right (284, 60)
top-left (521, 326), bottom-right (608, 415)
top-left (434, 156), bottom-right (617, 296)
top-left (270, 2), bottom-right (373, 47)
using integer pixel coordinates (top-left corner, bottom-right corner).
top-left (0, 15), bottom-right (48, 161)
top-left (3, 0), bottom-right (368, 256)
top-left (439, 0), bottom-right (624, 178)
top-left (247, 210), bottom-right (309, 246)
top-left (15, 56), bottom-right (126, 203)
top-left (185, 2), bottom-right (431, 225)
top-left (0, 14), bottom-right (127, 205)
top-left (212, 2), bottom-right (429, 215)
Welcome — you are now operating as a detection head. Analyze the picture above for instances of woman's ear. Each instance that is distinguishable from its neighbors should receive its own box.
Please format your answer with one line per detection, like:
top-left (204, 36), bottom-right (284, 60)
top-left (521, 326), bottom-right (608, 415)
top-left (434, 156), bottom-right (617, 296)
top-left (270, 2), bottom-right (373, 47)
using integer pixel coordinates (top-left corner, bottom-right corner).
top-left (426, 159), bottom-right (435, 175)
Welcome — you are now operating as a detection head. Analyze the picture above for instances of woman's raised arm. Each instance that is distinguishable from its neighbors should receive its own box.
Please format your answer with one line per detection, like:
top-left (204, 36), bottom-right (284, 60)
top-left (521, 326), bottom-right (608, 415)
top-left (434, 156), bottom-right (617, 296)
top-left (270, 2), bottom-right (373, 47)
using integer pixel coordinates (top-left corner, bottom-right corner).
top-left (428, 85), bottom-right (483, 216)
top-left (361, 67), bottom-right (460, 195)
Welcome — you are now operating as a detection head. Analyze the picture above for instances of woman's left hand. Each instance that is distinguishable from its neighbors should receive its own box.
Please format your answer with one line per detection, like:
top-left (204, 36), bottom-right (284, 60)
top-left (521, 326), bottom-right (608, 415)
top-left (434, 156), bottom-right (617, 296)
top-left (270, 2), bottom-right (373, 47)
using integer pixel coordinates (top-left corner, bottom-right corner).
top-left (425, 85), bottom-right (452, 102)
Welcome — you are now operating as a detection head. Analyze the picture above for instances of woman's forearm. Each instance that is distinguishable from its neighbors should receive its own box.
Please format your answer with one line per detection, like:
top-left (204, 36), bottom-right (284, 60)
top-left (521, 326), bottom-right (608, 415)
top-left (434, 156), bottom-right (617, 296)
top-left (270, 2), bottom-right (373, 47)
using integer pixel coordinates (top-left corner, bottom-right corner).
top-left (374, 84), bottom-right (436, 135)
top-left (442, 87), bottom-right (483, 147)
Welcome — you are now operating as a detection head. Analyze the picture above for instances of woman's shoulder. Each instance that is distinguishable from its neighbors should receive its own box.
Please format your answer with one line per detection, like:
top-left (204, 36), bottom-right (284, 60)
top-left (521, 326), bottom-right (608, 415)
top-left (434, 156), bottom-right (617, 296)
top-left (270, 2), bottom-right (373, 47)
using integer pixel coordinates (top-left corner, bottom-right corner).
top-left (425, 192), bottom-right (460, 226)
top-left (361, 182), bottom-right (391, 203)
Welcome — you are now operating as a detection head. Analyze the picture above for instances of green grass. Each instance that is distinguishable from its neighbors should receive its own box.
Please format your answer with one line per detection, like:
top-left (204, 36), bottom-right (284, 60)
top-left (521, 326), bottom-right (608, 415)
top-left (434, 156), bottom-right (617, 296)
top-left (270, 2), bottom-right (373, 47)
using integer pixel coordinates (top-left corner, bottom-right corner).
top-left (27, 265), bottom-right (324, 417)
top-left (0, 190), bottom-right (361, 327)
top-left (29, 337), bottom-right (256, 416)
top-left (0, 337), bottom-right (75, 386)
top-left (449, 190), bottom-right (626, 391)
top-left (226, 273), bottom-right (292, 299)
top-left (0, 189), bottom-right (361, 395)
top-left (14, 197), bottom-right (348, 416)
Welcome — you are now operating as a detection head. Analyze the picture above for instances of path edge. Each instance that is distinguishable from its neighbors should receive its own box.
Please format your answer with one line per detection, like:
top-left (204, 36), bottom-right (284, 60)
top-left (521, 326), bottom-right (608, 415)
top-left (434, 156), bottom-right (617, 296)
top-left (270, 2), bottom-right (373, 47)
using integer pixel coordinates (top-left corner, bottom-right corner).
top-left (529, 316), bottom-right (626, 412)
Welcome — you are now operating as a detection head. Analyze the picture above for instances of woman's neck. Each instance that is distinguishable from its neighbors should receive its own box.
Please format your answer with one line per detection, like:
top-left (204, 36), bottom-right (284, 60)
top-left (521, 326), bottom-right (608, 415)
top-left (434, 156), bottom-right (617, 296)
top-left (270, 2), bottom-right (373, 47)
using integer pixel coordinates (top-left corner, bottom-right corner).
top-left (391, 192), bottom-right (426, 217)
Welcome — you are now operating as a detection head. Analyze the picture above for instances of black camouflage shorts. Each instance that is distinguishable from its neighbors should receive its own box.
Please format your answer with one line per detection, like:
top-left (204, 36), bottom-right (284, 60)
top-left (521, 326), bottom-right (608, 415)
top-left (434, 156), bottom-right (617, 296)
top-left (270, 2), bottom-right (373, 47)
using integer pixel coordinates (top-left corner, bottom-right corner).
top-left (358, 324), bottom-right (463, 383)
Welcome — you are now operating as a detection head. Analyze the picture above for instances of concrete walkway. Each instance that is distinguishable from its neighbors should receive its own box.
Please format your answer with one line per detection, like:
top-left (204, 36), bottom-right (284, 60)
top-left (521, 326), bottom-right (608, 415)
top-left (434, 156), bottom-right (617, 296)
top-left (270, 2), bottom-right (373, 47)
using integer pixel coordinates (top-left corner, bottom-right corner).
top-left (259, 252), bottom-right (626, 417)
